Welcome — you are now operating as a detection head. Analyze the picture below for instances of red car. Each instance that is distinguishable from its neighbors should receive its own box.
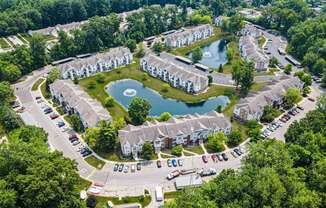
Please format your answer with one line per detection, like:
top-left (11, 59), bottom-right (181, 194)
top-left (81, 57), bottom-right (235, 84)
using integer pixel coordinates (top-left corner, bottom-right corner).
top-left (50, 113), bottom-right (59, 120)
top-left (211, 154), bottom-right (217, 162)
top-left (69, 134), bottom-right (77, 140)
top-left (202, 155), bottom-right (208, 163)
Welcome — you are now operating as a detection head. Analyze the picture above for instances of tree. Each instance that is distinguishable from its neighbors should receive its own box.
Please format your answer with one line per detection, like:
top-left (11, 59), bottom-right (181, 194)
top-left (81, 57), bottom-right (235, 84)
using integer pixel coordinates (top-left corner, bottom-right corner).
top-left (215, 105), bottom-right (222, 113)
top-left (135, 43), bottom-right (145, 58)
top-left (261, 105), bottom-right (280, 123)
top-left (0, 106), bottom-right (21, 131)
top-left (284, 88), bottom-right (302, 109)
top-left (0, 82), bottom-right (13, 105)
top-left (126, 39), bottom-right (137, 52)
top-left (128, 97), bottom-right (151, 125)
top-left (269, 57), bottom-right (278, 67)
top-left (104, 96), bottom-right (114, 108)
top-left (0, 62), bottom-right (21, 82)
top-left (208, 75), bottom-right (213, 85)
top-left (284, 64), bottom-right (292, 75)
top-left (227, 130), bottom-right (242, 147)
top-left (158, 112), bottom-right (172, 122)
top-left (231, 61), bottom-right (242, 88)
top-left (97, 121), bottom-right (117, 152)
top-left (141, 142), bottom-right (154, 160)
top-left (218, 64), bottom-right (223, 73)
top-left (191, 47), bottom-right (203, 63)
top-left (46, 68), bottom-right (60, 86)
top-left (162, 83), bottom-right (170, 93)
top-left (206, 132), bottom-right (227, 153)
top-left (171, 145), bottom-right (183, 157)
top-left (153, 42), bottom-right (163, 54)
top-left (30, 34), bottom-right (46, 69)
top-left (249, 127), bottom-right (263, 143)
top-left (84, 127), bottom-right (100, 150)
top-left (69, 114), bottom-right (83, 133)
top-left (239, 61), bottom-right (254, 96)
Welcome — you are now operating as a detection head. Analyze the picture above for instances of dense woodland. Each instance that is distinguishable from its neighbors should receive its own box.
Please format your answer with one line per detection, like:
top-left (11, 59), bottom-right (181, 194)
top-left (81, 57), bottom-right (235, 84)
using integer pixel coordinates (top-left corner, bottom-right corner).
top-left (166, 94), bottom-right (326, 208)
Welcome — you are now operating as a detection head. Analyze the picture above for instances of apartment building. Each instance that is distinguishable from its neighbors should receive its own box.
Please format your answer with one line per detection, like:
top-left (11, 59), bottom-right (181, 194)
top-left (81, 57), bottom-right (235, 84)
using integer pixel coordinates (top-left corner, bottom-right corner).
top-left (118, 111), bottom-right (231, 158)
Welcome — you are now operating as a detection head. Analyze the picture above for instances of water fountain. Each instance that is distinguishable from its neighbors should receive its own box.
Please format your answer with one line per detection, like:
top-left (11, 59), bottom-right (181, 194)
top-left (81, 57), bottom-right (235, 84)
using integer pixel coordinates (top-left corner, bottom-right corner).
top-left (123, 88), bottom-right (137, 97)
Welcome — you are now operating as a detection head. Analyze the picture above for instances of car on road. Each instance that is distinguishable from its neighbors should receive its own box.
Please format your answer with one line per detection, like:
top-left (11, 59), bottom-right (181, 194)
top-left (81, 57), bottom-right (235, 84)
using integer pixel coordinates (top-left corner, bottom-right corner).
top-left (178, 159), bottom-right (183, 166)
top-left (221, 153), bottom-right (228, 161)
top-left (211, 154), bottom-right (217, 162)
top-left (118, 164), bottom-right (124, 172)
top-left (123, 165), bottom-right (129, 173)
top-left (131, 164), bottom-right (136, 172)
top-left (136, 162), bottom-right (141, 171)
top-left (202, 155), bottom-right (208, 163)
top-left (157, 160), bottom-right (162, 168)
top-left (167, 159), bottom-right (172, 167)
top-left (113, 164), bottom-right (119, 172)
top-left (308, 97), bottom-right (315, 102)
top-left (57, 121), bottom-right (65, 128)
top-left (172, 159), bottom-right (177, 167)
top-left (50, 113), bottom-right (59, 120)
top-left (217, 154), bottom-right (223, 161)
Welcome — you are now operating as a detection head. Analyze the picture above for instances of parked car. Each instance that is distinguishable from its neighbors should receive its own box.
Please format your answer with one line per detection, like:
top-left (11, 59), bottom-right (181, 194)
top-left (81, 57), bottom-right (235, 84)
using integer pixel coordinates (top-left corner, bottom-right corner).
top-left (123, 165), bottom-right (129, 173)
top-left (198, 168), bottom-right (217, 177)
top-left (172, 159), bottom-right (177, 167)
top-left (157, 160), bottom-right (162, 168)
top-left (167, 170), bottom-right (180, 180)
top-left (44, 108), bottom-right (53, 114)
top-left (35, 96), bottom-right (41, 100)
top-left (167, 159), bottom-right (172, 167)
top-left (131, 164), bottom-right (136, 172)
top-left (86, 196), bottom-right (97, 208)
top-left (118, 164), bottom-right (124, 172)
top-left (50, 113), bottom-right (59, 120)
top-left (297, 106), bottom-right (304, 110)
top-left (221, 153), bottom-right (228, 161)
top-left (211, 154), bottom-right (217, 162)
top-left (69, 134), bottom-right (77, 140)
top-left (217, 154), bottom-right (223, 161)
top-left (136, 163), bottom-right (141, 171)
top-left (308, 97), bottom-right (315, 102)
top-left (81, 150), bottom-right (92, 157)
top-left (57, 121), bottom-right (65, 128)
top-left (113, 164), bottom-right (119, 171)
top-left (178, 159), bottom-right (183, 166)
top-left (231, 151), bottom-right (238, 158)
top-left (202, 155), bottom-right (208, 163)
top-left (234, 149), bottom-right (242, 156)
top-left (37, 99), bottom-right (43, 104)
top-left (72, 140), bottom-right (80, 146)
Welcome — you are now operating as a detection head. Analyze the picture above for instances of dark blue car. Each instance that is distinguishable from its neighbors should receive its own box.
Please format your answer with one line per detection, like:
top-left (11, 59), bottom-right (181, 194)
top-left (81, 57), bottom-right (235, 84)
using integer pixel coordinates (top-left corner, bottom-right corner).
top-left (172, 159), bottom-right (177, 167)
top-left (57, 121), bottom-right (65, 128)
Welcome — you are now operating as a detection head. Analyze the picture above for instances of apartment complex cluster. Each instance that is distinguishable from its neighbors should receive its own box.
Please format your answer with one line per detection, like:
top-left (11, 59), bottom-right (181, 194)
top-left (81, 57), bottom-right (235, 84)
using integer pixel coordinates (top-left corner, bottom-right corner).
top-left (57, 47), bottom-right (132, 80)
top-left (239, 24), bottom-right (269, 71)
top-left (118, 111), bottom-right (231, 158)
top-left (140, 53), bottom-right (208, 93)
top-left (50, 79), bottom-right (112, 129)
top-left (165, 24), bottom-right (213, 48)
top-left (233, 76), bottom-right (304, 122)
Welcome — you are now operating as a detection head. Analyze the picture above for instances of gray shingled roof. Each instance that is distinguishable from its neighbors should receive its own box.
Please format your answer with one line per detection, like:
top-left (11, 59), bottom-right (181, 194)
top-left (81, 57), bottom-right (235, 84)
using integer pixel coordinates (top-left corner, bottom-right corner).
top-left (142, 53), bottom-right (208, 89)
top-left (234, 76), bottom-right (303, 115)
top-left (50, 79), bottom-right (111, 127)
top-left (166, 24), bottom-right (212, 42)
top-left (58, 47), bottom-right (131, 74)
top-left (118, 111), bottom-right (230, 146)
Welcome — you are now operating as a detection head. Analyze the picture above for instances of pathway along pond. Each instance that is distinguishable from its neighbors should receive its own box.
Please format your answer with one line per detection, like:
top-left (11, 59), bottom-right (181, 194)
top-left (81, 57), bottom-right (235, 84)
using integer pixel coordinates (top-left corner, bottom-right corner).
top-left (105, 79), bottom-right (230, 116)
top-left (188, 39), bottom-right (228, 68)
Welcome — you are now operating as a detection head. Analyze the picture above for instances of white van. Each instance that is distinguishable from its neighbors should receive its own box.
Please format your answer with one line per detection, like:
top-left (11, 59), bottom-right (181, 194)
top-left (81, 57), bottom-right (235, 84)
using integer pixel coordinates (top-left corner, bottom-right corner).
top-left (155, 186), bottom-right (164, 202)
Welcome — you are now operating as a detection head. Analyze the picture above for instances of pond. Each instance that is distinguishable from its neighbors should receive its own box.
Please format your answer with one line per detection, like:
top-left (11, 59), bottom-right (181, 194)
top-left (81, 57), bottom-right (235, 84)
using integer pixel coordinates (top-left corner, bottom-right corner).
top-left (105, 79), bottom-right (230, 116)
top-left (188, 39), bottom-right (228, 68)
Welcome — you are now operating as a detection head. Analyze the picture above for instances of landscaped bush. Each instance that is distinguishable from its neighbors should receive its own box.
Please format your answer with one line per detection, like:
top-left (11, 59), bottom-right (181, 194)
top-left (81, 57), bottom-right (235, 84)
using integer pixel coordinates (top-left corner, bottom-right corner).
top-left (104, 96), bottom-right (114, 108)
top-left (206, 132), bottom-right (227, 153)
top-left (260, 105), bottom-right (282, 123)
top-left (171, 145), bottom-right (183, 157)
top-left (227, 130), bottom-right (243, 147)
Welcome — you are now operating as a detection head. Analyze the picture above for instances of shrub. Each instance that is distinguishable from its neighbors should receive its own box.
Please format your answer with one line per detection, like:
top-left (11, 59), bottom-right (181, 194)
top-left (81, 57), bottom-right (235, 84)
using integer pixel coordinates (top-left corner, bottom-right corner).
top-left (104, 96), bottom-right (114, 108)
top-left (171, 145), bottom-right (183, 157)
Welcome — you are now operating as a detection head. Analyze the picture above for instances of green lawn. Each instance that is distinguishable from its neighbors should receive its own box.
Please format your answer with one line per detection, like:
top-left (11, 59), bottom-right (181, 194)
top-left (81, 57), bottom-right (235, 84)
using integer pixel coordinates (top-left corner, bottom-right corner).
top-left (96, 148), bottom-right (136, 162)
top-left (0, 38), bottom-right (10, 48)
top-left (78, 59), bottom-right (236, 121)
top-left (84, 155), bottom-right (105, 169)
top-left (164, 191), bottom-right (181, 199)
top-left (184, 145), bottom-right (205, 155)
top-left (95, 195), bottom-right (151, 208)
top-left (183, 151), bottom-right (195, 156)
top-left (31, 78), bottom-right (44, 91)
top-left (220, 41), bottom-right (241, 74)
top-left (77, 177), bottom-right (92, 192)
top-left (40, 82), bottom-right (51, 99)
top-left (258, 35), bottom-right (267, 48)
top-left (20, 33), bottom-right (33, 43)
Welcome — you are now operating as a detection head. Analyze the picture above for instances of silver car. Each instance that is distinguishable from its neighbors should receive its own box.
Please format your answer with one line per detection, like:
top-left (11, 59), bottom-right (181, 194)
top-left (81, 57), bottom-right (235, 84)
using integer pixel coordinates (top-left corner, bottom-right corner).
top-left (124, 165), bottom-right (129, 173)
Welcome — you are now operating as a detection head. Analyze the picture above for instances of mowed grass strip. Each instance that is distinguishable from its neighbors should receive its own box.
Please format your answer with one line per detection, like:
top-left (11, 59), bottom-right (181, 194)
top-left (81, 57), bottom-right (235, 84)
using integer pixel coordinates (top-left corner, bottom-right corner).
top-left (31, 78), bottom-right (45, 91)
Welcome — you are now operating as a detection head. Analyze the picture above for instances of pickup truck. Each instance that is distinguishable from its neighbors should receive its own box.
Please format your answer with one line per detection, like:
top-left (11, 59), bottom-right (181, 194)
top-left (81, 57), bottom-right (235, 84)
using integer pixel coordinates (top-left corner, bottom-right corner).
top-left (198, 168), bottom-right (217, 177)
top-left (180, 169), bottom-right (197, 175)
top-left (167, 170), bottom-right (180, 180)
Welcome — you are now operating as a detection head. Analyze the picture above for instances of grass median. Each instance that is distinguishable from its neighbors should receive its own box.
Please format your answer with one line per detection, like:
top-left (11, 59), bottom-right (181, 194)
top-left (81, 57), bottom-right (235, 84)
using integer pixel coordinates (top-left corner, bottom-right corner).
top-left (84, 155), bottom-right (105, 169)
top-left (32, 78), bottom-right (44, 91)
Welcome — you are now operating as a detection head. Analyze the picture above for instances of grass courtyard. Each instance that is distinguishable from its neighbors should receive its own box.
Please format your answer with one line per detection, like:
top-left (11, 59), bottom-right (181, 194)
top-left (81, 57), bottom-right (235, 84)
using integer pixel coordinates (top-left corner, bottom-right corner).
top-left (78, 59), bottom-right (236, 121)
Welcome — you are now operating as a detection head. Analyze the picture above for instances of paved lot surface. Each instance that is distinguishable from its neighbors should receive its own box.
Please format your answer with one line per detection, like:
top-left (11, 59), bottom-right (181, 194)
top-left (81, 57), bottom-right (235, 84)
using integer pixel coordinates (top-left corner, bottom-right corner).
top-left (269, 82), bottom-right (324, 141)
